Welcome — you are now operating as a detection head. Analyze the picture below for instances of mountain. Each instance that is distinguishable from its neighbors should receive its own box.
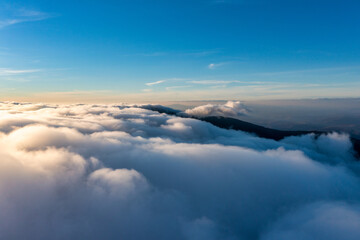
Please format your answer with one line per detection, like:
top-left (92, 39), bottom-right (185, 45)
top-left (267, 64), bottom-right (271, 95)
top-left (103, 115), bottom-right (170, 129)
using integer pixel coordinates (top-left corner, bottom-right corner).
top-left (197, 116), bottom-right (360, 158)
top-left (139, 105), bottom-right (360, 158)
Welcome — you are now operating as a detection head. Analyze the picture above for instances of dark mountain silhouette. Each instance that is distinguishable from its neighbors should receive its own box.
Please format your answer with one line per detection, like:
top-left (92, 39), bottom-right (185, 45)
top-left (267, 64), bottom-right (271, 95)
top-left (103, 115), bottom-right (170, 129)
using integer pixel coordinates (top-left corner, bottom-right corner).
top-left (197, 116), bottom-right (360, 159)
top-left (198, 116), bottom-right (322, 140)
top-left (139, 105), bottom-right (360, 158)
top-left (140, 105), bottom-right (182, 115)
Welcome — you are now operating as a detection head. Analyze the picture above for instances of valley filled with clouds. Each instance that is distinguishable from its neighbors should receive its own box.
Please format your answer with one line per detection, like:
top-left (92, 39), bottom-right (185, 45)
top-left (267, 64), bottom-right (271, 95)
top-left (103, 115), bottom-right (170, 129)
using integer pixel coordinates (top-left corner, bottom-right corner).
top-left (0, 102), bottom-right (360, 240)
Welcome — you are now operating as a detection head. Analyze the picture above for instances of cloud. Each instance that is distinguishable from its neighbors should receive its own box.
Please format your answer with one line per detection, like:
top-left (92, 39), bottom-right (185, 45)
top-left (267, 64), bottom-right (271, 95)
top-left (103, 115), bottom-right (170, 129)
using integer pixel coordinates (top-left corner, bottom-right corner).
top-left (145, 79), bottom-right (188, 88)
top-left (0, 102), bottom-right (359, 239)
top-left (145, 80), bottom-right (166, 86)
top-left (0, 7), bottom-right (52, 29)
top-left (261, 202), bottom-right (360, 240)
top-left (208, 60), bottom-right (242, 70)
top-left (0, 68), bottom-right (41, 76)
top-left (185, 101), bottom-right (249, 118)
top-left (208, 63), bottom-right (226, 69)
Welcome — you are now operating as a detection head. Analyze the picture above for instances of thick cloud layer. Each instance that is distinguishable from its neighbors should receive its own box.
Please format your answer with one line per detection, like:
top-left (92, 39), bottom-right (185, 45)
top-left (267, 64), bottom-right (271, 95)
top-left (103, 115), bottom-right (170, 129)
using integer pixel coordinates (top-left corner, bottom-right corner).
top-left (0, 102), bottom-right (359, 240)
top-left (184, 101), bottom-right (248, 118)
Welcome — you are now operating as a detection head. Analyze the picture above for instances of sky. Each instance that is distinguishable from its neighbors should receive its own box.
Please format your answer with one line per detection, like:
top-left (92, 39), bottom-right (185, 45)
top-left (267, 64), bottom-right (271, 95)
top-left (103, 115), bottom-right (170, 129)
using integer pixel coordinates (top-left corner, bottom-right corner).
top-left (0, 0), bottom-right (360, 102)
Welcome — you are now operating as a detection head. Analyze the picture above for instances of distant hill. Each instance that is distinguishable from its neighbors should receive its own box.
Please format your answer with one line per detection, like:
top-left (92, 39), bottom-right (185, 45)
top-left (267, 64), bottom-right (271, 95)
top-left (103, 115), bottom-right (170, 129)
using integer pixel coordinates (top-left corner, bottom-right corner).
top-left (139, 105), bottom-right (360, 158)
top-left (197, 116), bottom-right (360, 159)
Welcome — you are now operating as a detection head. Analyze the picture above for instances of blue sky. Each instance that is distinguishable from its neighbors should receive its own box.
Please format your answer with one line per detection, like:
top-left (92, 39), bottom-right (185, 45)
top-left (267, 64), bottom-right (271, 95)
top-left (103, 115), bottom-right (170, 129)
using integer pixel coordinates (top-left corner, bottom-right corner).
top-left (0, 0), bottom-right (359, 102)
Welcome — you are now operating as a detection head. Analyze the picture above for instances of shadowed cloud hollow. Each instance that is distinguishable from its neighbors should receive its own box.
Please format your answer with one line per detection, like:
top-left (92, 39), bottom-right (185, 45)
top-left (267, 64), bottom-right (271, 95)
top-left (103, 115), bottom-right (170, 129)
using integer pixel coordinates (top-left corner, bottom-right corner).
top-left (0, 102), bottom-right (359, 240)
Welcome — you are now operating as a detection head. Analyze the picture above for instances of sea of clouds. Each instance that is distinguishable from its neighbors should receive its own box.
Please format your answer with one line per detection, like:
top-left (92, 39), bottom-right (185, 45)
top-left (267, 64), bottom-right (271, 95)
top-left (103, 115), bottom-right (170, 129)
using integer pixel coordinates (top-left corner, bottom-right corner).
top-left (0, 102), bottom-right (360, 240)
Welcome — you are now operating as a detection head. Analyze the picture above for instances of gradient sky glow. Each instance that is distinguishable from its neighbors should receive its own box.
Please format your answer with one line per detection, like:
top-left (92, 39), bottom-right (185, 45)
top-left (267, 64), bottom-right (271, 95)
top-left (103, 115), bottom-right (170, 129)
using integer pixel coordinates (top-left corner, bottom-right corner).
top-left (1, 0), bottom-right (360, 102)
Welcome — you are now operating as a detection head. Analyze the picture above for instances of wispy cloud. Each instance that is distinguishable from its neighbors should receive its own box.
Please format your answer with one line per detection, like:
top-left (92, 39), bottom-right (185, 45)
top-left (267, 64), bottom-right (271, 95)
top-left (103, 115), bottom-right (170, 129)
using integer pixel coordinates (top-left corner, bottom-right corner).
top-left (145, 78), bottom-right (188, 87)
top-left (208, 62), bottom-right (227, 69)
top-left (0, 7), bottom-right (53, 29)
top-left (145, 80), bottom-right (166, 86)
top-left (0, 68), bottom-right (41, 76)
top-left (16, 8), bottom-right (48, 17)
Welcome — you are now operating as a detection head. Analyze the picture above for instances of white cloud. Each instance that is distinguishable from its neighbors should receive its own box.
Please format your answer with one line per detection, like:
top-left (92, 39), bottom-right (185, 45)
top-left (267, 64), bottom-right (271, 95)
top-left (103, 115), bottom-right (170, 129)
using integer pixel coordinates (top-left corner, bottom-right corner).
top-left (0, 68), bottom-right (41, 76)
top-left (0, 7), bottom-right (52, 29)
top-left (145, 78), bottom-right (188, 88)
top-left (185, 101), bottom-right (249, 118)
top-left (0, 102), bottom-right (359, 239)
top-left (208, 63), bottom-right (225, 69)
top-left (145, 80), bottom-right (165, 86)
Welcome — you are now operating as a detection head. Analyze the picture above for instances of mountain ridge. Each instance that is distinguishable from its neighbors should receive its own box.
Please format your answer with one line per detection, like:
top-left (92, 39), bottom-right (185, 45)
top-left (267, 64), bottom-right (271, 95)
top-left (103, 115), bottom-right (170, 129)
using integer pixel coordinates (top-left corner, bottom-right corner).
top-left (138, 105), bottom-right (360, 158)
